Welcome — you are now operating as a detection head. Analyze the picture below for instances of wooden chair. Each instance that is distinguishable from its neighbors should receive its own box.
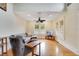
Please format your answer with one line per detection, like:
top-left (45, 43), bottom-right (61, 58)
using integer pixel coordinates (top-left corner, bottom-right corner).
top-left (0, 37), bottom-right (7, 56)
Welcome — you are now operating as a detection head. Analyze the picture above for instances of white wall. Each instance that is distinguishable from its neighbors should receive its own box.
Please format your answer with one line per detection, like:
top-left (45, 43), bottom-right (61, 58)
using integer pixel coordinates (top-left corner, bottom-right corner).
top-left (64, 4), bottom-right (79, 54)
top-left (25, 21), bottom-right (55, 35)
top-left (55, 4), bottom-right (79, 55)
top-left (0, 3), bottom-right (27, 52)
top-left (0, 4), bottom-right (26, 37)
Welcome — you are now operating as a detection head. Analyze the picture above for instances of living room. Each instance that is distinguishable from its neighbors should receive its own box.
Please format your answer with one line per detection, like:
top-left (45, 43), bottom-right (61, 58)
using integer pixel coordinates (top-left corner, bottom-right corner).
top-left (0, 3), bottom-right (79, 56)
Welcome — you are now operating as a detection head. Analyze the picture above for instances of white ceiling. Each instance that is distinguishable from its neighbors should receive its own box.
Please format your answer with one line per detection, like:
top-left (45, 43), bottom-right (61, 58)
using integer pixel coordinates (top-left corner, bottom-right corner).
top-left (15, 12), bottom-right (62, 21)
top-left (14, 3), bottom-right (64, 12)
top-left (13, 3), bottom-right (65, 21)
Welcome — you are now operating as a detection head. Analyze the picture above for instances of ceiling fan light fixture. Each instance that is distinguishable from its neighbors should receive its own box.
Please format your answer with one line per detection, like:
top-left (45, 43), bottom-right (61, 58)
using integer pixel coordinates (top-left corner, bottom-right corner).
top-left (36, 17), bottom-right (45, 23)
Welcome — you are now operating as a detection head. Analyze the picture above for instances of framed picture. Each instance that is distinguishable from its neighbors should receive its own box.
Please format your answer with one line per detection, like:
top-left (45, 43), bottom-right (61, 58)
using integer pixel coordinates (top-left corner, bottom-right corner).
top-left (0, 3), bottom-right (7, 11)
top-left (56, 22), bottom-right (58, 29)
top-left (60, 20), bottom-right (63, 26)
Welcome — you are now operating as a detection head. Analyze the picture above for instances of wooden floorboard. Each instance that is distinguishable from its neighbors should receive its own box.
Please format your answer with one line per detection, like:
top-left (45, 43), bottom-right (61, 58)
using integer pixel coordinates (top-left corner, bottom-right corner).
top-left (5, 39), bottom-right (77, 56)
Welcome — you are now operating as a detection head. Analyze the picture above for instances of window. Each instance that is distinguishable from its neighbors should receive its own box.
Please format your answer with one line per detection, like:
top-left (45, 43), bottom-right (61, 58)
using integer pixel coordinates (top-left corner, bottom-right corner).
top-left (35, 23), bottom-right (45, 30)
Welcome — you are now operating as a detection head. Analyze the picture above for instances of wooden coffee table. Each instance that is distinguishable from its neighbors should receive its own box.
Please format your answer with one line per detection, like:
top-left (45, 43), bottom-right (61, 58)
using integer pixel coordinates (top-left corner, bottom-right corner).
top-left (25, 41), bottom-right (41, 56)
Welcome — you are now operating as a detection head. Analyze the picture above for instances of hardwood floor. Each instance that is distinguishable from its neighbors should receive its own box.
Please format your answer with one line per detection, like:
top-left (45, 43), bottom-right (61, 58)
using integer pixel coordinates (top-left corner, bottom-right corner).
top-left (26, 40), bottom-right (77, 56)
top-left (6, 39), bottom-right (77, 56)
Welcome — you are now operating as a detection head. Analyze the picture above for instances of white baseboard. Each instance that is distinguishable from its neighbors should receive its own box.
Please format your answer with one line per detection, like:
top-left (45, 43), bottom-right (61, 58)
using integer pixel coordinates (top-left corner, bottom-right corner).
top-left (56, 39), bottom-right (79, 55)
top-left (55, 30), bottom-right (79, 55)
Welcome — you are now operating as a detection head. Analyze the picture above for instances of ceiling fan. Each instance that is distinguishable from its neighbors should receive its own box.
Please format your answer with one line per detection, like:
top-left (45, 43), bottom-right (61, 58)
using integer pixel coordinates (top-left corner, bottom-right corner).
top-left (36, 17), bottom-right (45, 23)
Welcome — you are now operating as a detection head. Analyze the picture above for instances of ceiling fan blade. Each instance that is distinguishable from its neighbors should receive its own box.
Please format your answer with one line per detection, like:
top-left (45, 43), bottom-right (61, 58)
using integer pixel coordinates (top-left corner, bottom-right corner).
top-left (41, 20), bottom-right (45, 21)
top-left (42, 20), bottom-right (45, 21)
top-left (38, 17), bottom-right (41, 21)
top-left (36, 17), bottom-right (46, 23)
